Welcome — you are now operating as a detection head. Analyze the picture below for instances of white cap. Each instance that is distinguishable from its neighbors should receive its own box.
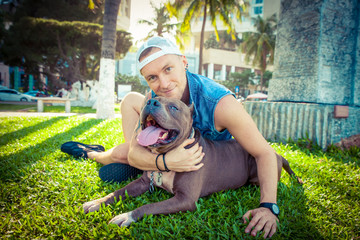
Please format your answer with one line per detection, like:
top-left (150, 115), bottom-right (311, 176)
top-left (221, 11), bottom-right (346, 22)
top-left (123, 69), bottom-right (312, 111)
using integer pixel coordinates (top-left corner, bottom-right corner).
top-left (136, 36), bottom-right (183, 72)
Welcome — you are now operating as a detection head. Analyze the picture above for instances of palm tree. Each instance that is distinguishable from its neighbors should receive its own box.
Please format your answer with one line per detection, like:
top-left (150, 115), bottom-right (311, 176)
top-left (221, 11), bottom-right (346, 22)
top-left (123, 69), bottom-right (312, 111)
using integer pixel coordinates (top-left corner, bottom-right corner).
top-left (138, 1), bottom-right (177, 39)
top-left (96, 0), bottom-right (121, 119)
top-left (241, 14), bottom-right (276, 92)
top-left (138, 1), bottom-right (189, 51)
top-left (166, 0), bottom-right (246, 74)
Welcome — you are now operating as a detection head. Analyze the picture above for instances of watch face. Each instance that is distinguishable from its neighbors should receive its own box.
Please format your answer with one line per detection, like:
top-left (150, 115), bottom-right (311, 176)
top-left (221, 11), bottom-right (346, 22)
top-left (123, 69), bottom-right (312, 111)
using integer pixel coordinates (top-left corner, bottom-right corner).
top-left (272, 204), bottom-right (280, 214)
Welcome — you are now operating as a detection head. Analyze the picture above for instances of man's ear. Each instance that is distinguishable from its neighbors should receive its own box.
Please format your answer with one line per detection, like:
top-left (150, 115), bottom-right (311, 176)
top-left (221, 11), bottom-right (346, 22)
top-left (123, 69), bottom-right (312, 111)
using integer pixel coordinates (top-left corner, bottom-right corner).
top-left (188, 103), bottom-right (194, 115)
top-left (182, 55), bottom-right (188, 67)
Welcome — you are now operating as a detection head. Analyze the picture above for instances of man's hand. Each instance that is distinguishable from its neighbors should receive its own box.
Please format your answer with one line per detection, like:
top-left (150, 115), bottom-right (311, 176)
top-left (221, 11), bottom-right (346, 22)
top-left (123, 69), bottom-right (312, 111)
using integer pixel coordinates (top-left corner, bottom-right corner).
top-left (243, 207), bottom-right (278, 239)
top-left (165, 138), bottom-right (205, 172)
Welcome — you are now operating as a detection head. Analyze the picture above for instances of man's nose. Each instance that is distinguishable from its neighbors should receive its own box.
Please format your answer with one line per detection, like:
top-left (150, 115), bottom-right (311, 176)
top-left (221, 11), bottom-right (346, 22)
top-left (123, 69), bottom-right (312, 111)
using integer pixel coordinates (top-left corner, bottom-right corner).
top-left (159, 76), bottom-right (170, 89)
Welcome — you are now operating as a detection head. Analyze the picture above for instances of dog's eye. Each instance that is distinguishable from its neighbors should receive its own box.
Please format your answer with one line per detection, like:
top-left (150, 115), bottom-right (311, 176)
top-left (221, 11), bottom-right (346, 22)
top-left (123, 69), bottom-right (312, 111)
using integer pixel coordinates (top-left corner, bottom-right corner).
top-left (169, 105), bottom-right (178, 111)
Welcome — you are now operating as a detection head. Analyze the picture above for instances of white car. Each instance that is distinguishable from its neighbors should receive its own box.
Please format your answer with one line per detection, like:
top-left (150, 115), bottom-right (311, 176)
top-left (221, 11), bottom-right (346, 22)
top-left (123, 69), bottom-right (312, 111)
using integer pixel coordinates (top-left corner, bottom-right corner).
top-left (0, 89), bottom-right (33, 102)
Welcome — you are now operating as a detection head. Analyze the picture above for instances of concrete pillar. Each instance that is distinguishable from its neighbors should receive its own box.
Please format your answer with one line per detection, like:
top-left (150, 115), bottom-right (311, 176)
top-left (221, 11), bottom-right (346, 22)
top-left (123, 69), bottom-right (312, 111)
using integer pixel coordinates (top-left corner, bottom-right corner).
top-left (65, 100), bottom-right (71, 113)
top-left (28, 74), bottom-right (34, 91)
top-left (260, 0), bottom-right (360, 147)
top-left (208, 63), bottom-right (214, 79)
top-left (269, 0), bottom-right (360, 106)
top-left (14, 67), bottom-right (20, 90)
top-left (221, 65), bottom-right (227, 80)
top-left (37, 99), bottom-right (44, 112)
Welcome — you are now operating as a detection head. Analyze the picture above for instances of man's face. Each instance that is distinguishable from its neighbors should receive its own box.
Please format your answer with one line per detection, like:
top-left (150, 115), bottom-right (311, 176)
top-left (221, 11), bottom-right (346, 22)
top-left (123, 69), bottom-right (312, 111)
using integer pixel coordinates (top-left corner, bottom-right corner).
top-left (140, 49), bottom-right (188, 100)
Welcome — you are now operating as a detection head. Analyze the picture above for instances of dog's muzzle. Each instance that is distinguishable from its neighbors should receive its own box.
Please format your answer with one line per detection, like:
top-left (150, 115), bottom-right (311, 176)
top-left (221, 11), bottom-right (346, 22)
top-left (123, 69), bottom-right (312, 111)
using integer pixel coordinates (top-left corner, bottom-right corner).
top-left (137, 115), bottom-right (179, 147)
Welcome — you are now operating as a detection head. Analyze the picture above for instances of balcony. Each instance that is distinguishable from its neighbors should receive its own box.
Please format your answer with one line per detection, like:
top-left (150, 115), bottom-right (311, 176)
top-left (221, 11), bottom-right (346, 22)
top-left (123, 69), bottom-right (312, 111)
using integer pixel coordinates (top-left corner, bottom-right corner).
top-left (203, 48), bottom-right (257, 69)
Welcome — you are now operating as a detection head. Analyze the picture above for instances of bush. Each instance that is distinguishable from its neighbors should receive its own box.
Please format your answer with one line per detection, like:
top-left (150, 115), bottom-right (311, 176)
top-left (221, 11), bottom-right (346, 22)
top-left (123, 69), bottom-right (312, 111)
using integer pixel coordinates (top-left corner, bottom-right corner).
top-left (115, 74), bottom-right (149, 95)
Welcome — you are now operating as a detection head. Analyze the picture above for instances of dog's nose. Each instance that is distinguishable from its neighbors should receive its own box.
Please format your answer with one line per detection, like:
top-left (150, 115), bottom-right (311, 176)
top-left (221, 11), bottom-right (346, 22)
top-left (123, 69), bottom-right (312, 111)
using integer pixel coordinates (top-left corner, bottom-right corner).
top-left (147, 99), bottom-right (160, 107)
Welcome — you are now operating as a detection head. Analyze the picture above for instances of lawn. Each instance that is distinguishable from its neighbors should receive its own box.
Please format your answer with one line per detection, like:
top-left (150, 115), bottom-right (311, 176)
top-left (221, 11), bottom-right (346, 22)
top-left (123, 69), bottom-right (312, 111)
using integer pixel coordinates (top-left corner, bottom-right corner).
top-left (0, 115), bottom-right (359, 239)
top-left (0, 103), bottom-right (37, 112)
top-left (0, 102), bottom-right (121, 113)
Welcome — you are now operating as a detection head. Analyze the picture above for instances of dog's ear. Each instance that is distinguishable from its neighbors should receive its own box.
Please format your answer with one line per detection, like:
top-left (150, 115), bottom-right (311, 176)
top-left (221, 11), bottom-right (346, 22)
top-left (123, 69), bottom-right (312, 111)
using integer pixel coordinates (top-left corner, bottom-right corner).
top-left (141, 90), bottom-right (152, 111)
top-left (188, 103), bottom-right (194, 115)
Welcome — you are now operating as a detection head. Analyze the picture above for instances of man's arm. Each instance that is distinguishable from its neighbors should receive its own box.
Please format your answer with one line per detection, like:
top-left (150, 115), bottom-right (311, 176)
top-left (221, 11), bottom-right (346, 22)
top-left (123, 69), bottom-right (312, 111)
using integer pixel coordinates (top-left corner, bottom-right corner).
top-left (214, 95), bottom-right (278, 239)
top-left (127, 122), bottom-right (204, 172)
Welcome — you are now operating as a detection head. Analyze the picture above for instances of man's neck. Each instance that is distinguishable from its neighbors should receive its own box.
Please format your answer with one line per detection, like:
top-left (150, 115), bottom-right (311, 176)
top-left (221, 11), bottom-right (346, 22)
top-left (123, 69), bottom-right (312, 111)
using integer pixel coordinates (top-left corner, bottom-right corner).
top-left (181, 83), bottom-right (190, 105)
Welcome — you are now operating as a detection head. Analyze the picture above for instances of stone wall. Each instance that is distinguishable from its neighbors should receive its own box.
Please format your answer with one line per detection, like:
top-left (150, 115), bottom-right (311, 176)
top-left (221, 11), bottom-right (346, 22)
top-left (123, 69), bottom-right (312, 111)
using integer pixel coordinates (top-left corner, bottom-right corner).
top-left (244, 101), bottom-right (360, 149)
top-left (317, 0), bottom-right (359, 105)
top-left (354, 1), bottom-right (360, 106)
top-left (268, 0), bottom-right (360, 106)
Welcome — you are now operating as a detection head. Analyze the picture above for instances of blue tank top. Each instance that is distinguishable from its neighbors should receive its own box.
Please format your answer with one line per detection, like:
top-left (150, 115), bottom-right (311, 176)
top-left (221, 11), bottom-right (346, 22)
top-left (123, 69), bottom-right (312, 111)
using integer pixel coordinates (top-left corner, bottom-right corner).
top-left (152, 71), bottom-right (235, 141)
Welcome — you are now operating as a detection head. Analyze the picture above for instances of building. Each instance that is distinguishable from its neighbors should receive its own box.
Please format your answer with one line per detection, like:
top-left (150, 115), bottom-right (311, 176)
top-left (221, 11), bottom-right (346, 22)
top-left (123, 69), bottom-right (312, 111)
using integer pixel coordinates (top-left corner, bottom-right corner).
top-left (117, 0), bottom-right (131, 30)
top-left (0, 62), bottom-right (10, 87)
top-left (189, 0), bottom-right (280, 81)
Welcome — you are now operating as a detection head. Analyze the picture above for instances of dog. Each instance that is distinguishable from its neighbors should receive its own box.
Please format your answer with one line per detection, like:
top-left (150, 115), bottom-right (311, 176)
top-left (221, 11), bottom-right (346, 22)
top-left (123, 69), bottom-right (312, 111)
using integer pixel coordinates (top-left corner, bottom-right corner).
top-left (83, 96), bottom-right (301, 227)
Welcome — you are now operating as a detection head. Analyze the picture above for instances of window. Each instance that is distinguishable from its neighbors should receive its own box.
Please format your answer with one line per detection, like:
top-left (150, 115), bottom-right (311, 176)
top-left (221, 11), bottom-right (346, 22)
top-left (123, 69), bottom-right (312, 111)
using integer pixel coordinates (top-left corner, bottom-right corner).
top-left (254, 6), bottom-right (263, 15)
top-left (125, 0), bottom-right (130, 17)
top-left (1, 89), bottom-right (16, 94)
top-left (255, 0), bottom-right (263, 4)
top-left (214, 70), bottom-right (221, 80)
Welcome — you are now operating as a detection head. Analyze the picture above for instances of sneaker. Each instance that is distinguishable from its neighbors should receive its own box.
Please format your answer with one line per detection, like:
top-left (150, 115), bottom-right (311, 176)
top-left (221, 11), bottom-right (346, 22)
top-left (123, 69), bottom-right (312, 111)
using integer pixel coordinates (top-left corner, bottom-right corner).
top-left (61, 141), bottom-right (105, 159)
top-left (99, 163), bottom-right (143, 183)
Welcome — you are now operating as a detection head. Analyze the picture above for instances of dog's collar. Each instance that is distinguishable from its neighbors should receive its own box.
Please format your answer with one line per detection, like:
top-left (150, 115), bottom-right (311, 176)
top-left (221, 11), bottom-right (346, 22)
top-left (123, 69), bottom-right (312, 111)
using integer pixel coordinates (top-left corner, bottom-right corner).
top-left (188, 127), bottom-right (195, 139)
top-left (185, 128), bottom-right (200, 149)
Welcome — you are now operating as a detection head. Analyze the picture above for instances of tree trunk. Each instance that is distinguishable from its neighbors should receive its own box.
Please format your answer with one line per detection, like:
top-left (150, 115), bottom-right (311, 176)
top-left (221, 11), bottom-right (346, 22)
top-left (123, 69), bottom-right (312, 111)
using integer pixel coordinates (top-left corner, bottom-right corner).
top-left (96, 0), bottom-right (121, 119)
top-left (198, 3), bottom-right (207, 74)
top-left (260, 44), bottom-right (267, 92)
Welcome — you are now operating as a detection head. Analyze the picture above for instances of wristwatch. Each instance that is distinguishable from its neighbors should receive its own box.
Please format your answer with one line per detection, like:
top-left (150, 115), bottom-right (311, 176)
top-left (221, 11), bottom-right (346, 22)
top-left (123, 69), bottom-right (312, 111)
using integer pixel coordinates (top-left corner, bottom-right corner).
top-left (259, 202), bottom-right (280, 217)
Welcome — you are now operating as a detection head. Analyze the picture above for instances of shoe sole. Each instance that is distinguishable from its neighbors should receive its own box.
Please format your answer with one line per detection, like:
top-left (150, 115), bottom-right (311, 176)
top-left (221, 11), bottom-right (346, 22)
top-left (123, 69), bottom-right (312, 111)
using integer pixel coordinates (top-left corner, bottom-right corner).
top-left (99, 163), bottom-right (143, 183)
top-left (61, 141), bottom-right (105, 158)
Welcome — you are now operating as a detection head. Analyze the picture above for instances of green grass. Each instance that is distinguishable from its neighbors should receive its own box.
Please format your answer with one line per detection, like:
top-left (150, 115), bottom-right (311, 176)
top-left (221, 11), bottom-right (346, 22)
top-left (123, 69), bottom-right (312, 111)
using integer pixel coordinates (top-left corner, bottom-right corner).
top-left (0, 103), bottom-right (121, 113)
top-left (0, 116), bottom-right (359, 239)
top-left (0, 103), bottom-right (36, 111)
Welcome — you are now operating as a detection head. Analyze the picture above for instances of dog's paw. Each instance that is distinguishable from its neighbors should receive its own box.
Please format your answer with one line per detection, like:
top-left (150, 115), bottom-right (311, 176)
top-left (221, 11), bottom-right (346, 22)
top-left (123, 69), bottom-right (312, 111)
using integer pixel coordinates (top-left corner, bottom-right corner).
top-left (83, 200), bottom-right (102, 214)
top-left (109, 211), bottom-right (135, 227)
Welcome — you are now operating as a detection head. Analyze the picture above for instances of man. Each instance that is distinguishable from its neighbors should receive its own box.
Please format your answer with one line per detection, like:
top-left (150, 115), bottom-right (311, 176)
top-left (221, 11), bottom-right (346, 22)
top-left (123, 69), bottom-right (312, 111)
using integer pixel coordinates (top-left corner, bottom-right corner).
top-left (61, 37), bottom-right (279, 238)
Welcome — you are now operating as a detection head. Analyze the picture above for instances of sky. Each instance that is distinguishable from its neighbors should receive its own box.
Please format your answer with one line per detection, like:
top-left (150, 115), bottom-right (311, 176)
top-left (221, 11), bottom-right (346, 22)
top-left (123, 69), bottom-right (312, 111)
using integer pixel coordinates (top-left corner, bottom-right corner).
top-left (128, 0), bottom-right (172, 46)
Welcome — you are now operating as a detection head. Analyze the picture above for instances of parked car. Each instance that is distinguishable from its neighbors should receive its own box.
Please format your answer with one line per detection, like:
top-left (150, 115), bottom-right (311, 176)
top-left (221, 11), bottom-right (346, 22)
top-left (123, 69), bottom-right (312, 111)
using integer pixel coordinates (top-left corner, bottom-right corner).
top-left (245, 93), bottom-right (268, 101)
top-left (24, 90), bottom-right (39, 97)
top-left (0, 89), bottom-right (33, 102)
top-left (24, 90), bottom-right (47, 97)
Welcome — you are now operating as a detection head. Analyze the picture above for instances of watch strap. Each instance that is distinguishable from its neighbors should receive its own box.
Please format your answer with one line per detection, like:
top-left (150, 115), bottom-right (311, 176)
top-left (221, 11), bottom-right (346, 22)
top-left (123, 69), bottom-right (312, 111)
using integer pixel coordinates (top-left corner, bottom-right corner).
top-left (259, 202), bottom-right (279, 216)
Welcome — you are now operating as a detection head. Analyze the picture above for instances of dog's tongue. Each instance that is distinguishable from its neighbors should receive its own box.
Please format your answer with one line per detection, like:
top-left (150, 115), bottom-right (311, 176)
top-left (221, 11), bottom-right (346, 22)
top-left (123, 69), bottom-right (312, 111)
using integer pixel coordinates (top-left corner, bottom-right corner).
top-left (137, 126), bottom-right (167, 146)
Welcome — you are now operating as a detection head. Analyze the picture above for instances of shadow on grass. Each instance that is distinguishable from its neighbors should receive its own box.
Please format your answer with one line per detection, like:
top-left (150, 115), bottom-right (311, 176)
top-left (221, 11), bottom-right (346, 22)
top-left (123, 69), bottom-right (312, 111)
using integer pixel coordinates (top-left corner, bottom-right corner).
top-left (277, 181), bottom-right (323, 239)
top-left (87, 171), bottom-right (324, 239)
top-left (0, 118), bottom-right (104, 182)
top-left (275, 137), bottom-right (360, 167)
top-left (0, 103), bottom-right (36, 111)
top-left (0, 117), bottom-right (66, 147)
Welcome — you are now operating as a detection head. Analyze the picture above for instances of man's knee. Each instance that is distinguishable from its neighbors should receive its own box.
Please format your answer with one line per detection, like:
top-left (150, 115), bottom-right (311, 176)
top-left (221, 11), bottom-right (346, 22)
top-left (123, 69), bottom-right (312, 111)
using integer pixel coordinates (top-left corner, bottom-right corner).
top-left (109, 143), bottom-right (130, 164)
top-left (120, 92), bottom-right (145, 114)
